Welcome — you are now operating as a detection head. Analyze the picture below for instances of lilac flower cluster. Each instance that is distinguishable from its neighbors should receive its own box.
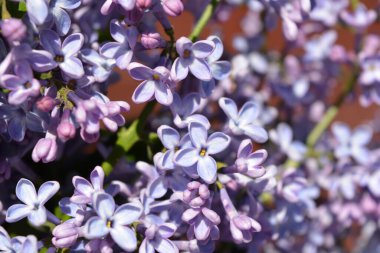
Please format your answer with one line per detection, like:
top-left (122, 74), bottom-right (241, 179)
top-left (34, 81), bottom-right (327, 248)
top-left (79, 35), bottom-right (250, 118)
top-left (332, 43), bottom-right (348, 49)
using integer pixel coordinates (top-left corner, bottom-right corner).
top-left (1, 0), bottom-right (380, 252)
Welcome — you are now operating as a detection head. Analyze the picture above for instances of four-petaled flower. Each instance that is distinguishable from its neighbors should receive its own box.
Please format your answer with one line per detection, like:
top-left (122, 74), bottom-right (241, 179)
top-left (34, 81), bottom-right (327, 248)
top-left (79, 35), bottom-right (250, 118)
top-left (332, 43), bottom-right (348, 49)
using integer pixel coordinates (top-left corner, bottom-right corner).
top-left (6, 178), bottom-right (59, 226)
top-left (219, 97), bottom-right (268, 143)
top-left (174, 122), bottom-right (231, 184)
top-left (129, 63), bottom-right (174, 105)
top-left (40, 29), bottom-right (84, 78)
top-left (83, 192), bottom-right (143, 252)
top-left (172, 37), bottom-right (215, 81)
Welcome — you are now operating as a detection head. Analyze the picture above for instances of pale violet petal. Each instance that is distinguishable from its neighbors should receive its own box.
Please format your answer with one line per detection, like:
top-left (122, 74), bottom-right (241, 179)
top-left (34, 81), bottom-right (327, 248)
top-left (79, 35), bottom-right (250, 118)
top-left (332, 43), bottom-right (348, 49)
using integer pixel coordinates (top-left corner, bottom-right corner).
top-left (197, 156), bottom-right (217, 184)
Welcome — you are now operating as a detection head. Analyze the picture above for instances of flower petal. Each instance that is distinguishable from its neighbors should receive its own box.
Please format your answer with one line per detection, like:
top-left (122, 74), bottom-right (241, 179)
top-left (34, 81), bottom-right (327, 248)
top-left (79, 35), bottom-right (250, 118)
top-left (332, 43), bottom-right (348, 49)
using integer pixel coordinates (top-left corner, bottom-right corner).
top-left (242, 124), bottom-right (268, 143)
top-left (6, 204), bottom-right (31, 223)
top-left (238, 102), bottom-right (259, 125)
top-left (218, 97), bottom-right (238, 121)
top-left (174, 148), bottom-right (199, 167)
top-left (83, 216), bottom-right (108, 239)
top-left (132, 80), bottom-right (155, 104)
top-left (93, 192), bottom-right (115, 219)
top-left (113, 202), bottom-right (143, 226)
top-left (157, 125), bottom-right (180, 150)
top-left (52, 7), bottom-right (71, 36)
top-left (189, 121), bottom-right (208, 148)
top-left (27, 0), bottom-right (48, 25)
top-left (189, 59), bottom-right (212, 81)
top-left (128, 62), bottom-right (153, 80)
top-left (110, 226), bottom-right (137, 252)
top-left (90, 166), bottom-right (105, 191)
top-left (211, 61), bottom-right (231, 80)
top-left (40, 29), bottom-right (62, 56)
top-left (171, 58), bottom-right (189, 81)
top-left (197, 156), bottom-right (217, 184)
top-left (28, 206), bottom-right (47, 226)
top-left (207, 36), bottom-right (223, 62)
top-left (62, 33), bottom-right (84, 56)
top-left (37, 181), bottom-right (60, 205)
top-left (194, 218), bottom-right (211, 241)
top-left (207, 132), bottom-right (230, 155)
top-left (192, 40), bottom-right (215, 59)
top-left (148, 177), bottom-right (167, 199)
top-left (16, 178), bottom-right (37, 205)
top-left (154, 238), bottom-right (179, 253)
top-left (60, 57), bottom-right (84, 78)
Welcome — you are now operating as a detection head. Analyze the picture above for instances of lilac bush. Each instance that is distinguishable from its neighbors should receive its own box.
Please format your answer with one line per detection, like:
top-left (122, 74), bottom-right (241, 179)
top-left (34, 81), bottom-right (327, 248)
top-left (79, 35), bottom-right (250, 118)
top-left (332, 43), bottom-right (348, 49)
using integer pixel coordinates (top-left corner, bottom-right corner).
top-left (0, 0), bottom-right (380, 252)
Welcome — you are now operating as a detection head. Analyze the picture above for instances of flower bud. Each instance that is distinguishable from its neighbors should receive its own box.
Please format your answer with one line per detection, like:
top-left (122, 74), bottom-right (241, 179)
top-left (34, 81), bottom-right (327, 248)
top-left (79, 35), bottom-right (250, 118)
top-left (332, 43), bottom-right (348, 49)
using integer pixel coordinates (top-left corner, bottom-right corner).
top-left (162, 0), bottom-right (184, 17)
top-left (36, 96), bottom-right (57, 112)
top-left (52, 221), bottom-right (79, 248)
top-left (141, 33), bottom-right (162, 49)
top-left (1, 18), bottom-right (26, 44)
top-left (32, 136), bottom-right (58, 163)
top-left (57, 110), bottom-right (76, 142)
top-left (136, 0), bottom-right (152, 9)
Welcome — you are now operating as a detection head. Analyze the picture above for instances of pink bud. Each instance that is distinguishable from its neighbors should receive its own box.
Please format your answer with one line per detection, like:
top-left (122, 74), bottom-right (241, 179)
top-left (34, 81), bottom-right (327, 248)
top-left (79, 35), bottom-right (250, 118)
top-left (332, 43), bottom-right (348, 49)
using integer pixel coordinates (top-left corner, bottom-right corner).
top-left (57, 109), bottom-right (76, 142)
top-left (36, 96), bottom-right (57, 112)
top-left (136, 0), bottom-right (152, 9)
top-left (32, 137), bottom-right (58, 163)
top-left (162, 0), bottom-right (184, 17)
top-left (141, 32), bottom-right (162, 49)
top-left (1, 18), bottom-right (26, 44)
top-left (57, 121), bottom-right (76, 142)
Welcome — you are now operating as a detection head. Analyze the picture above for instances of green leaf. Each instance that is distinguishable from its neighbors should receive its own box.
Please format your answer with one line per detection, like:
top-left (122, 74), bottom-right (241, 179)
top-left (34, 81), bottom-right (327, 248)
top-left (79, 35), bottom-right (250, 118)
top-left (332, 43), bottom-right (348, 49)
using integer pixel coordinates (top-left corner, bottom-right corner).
top-left (18, 0), bottom-right (26, 12)
top-left (102, 101), bottom-right (156, 175)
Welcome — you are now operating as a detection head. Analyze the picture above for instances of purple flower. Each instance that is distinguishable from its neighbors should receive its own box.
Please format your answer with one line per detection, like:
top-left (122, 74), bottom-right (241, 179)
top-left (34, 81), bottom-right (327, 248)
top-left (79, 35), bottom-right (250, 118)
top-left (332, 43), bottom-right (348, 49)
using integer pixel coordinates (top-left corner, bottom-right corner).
top-left (71, 166), bottom-right (105, 204)
top-left (83, 192), bottom-right (143, 252)
top-left (219, 97), bottom-right (268, 143)
top-left (26, 0), bottom-right (81, 35)
top-left (100, 20), bottom-right (138, 70)
top-left (220, 188), bottom-right (261, 244)
top-left (0, 61), bottom-right (40, 105)
top-left (332, 122), bottom-right (373, 165)
top-left (0, 44), bottom-right (55, 76)
top-left (156, 125), bottom-right (187, 170)
top-left (359, 57), bottom-right (380, 85)
top-left (174, 122), bottom-right (230, 184)
top-left (0, 18), bottom-right (27, 45)
top-left (0, 226), bottom-right (38, 253)
top-left (140, 215), bottom-right (179, 253)
top-left (170, 93), bottom-right (210, 129)
top-left (234, 139), bottom-right (267, 178)
top-left (171, 37), bottom-right (215, 81)
top-left (182, 182), bottom-right (220, 241)
top-left (40, 29), bottom-right (84, 79)
top-left (81, 49), bottom-right (115, 82)
top-left (129, 63), bottom-right (174, 105)
top-left (101, 0), bottom-right (136, 15)
top-left (340, 3), bottom-right (376, 31)
top-left (269, 123), bottom-right (306, 161)
top-left (0, 103), bottom-right (45, 142)
top-left (6, 178), bottom-right (59, 226)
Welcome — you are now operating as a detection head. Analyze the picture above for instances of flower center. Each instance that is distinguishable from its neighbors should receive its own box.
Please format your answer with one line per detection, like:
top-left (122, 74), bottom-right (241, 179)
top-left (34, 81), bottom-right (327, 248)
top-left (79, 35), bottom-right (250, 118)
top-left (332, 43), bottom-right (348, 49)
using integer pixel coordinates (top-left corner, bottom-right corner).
top-left (183, 49), bottom-right (191, 58)
top-left (199, 148), bottom-right (207, 157)
top-left (152, 73), bottom-right (160, 81)
top-left (55, 55), bottom-right (64, 63)
top-left (106, 220), bottom-right (113, 228)
top-left (33, 203), bottom-right (39, 210)
top-left (24, 82), bottom-right (32, 89)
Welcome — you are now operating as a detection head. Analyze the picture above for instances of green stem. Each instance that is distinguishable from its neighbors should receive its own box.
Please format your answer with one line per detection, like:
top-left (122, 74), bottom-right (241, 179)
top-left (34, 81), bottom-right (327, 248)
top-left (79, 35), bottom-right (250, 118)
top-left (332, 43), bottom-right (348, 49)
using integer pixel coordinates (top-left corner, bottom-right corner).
top-left (284, 71), bottom-right (358, 169)
top-left (188, 0), bottom-right (221, 42)
top-left (306, 72), bottom-right (358, 148)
